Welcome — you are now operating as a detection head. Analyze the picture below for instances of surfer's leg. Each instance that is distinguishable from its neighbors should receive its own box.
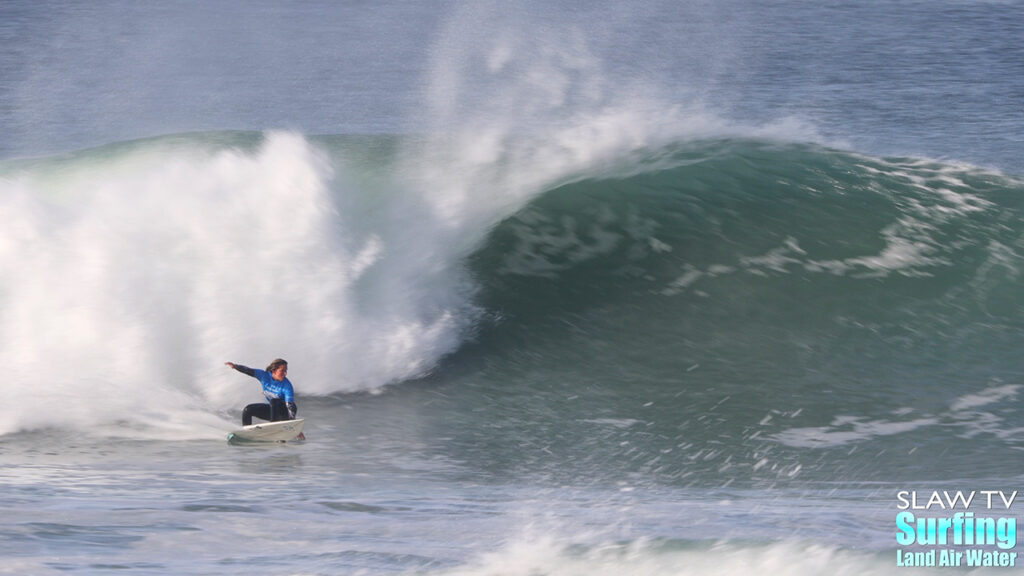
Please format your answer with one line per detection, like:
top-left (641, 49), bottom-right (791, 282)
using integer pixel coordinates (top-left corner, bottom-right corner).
top-left (242, 403), bottom-right (271, 425)
top-left (269, 398), bottom-right (288, 422)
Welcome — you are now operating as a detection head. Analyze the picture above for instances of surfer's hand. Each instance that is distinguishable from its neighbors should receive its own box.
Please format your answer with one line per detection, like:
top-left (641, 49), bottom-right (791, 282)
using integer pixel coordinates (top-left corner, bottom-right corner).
top-left (225, 362), bottom-right (236, 369)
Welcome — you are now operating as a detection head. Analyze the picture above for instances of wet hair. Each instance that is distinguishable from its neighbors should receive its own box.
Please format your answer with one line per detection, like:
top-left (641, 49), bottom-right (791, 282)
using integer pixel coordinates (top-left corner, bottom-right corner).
top-left (266, 358), bottom-right (288, 373)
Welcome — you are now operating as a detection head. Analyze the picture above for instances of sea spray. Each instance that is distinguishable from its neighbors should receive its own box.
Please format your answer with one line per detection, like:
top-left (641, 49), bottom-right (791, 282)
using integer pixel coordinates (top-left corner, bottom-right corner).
top-left (0, 133), bottom-right (477, 436)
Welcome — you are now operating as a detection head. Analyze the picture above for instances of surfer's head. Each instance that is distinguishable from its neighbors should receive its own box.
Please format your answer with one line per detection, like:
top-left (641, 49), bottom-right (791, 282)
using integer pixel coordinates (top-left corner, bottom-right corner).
top-left (266, 358), bottom-right (288, 380)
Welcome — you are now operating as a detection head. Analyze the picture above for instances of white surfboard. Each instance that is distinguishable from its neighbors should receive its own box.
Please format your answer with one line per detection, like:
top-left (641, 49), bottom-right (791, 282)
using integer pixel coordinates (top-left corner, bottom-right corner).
top-left (227, 418), bottom-right (305, 443)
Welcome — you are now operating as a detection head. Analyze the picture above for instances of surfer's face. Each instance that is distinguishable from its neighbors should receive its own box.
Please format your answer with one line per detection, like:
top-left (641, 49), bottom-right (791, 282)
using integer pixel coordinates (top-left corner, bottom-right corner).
top-left (271, 365), bottom-right (288, 381)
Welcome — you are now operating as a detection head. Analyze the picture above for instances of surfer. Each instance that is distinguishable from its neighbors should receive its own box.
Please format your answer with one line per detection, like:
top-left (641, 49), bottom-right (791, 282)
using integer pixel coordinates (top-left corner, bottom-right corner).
top-left (225, 359), bottom-right (298, 426)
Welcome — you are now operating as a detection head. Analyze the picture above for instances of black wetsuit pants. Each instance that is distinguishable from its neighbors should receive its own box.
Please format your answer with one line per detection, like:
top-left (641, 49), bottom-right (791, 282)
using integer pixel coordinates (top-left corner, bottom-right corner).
top-left (242, 398), bottom-right (289, 426)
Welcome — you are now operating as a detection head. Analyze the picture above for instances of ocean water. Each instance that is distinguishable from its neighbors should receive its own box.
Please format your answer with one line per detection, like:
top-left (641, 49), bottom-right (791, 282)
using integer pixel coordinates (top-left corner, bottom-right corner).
top-left (2, 1), bottom-right (1024, 574)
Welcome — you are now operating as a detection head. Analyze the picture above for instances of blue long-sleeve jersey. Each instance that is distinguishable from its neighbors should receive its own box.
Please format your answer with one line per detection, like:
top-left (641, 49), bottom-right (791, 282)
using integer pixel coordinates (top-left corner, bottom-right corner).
top-left (231, 364), bottom-right (295, 403)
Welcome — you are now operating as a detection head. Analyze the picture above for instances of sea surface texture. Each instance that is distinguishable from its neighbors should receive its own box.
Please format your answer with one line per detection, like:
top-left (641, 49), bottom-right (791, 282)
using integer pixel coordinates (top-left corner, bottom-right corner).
top-left (2, 1), bottom-right (1024, 574)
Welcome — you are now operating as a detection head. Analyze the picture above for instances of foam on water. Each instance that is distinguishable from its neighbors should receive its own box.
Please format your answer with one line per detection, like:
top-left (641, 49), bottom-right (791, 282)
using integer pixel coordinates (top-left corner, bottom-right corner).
top-left (433, 538), bottom-right (905, 576)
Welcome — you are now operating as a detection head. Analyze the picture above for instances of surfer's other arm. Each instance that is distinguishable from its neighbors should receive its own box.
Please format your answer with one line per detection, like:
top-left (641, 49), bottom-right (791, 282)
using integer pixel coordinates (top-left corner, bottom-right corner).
top-left (224, 362), bottom-right (256, 378)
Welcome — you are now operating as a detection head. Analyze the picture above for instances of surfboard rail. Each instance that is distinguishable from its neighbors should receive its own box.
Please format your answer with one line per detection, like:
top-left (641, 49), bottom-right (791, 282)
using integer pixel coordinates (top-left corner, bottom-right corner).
top-left (227, 418), bottom-right (305, 443)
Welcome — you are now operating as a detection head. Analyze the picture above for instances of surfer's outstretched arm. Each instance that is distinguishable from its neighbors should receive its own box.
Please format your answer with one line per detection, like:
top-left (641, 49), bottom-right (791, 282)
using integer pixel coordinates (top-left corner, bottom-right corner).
top-left (224, 362), bottom-right (257, 378)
